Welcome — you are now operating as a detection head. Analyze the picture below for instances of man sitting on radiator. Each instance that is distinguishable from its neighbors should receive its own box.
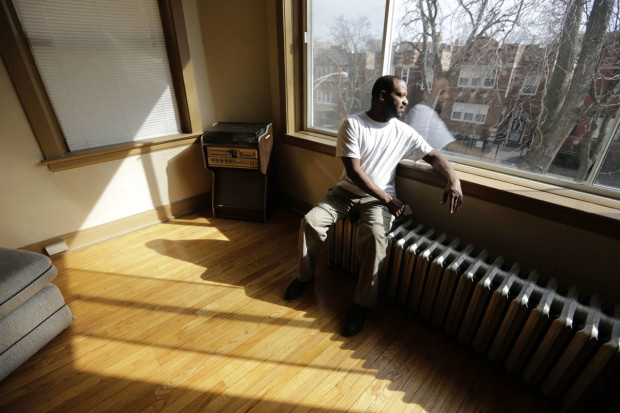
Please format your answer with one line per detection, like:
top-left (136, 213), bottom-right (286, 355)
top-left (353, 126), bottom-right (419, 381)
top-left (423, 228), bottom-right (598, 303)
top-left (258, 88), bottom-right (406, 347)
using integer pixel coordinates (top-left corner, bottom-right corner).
top-left (284, 75), bottom-right (463, 336)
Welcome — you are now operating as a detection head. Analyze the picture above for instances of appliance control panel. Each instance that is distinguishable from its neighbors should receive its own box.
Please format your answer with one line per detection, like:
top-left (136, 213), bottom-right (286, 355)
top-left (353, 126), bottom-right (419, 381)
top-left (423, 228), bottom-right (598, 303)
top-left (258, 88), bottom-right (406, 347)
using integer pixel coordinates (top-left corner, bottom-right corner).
top-left (207, 147), bottom-right (258, 169)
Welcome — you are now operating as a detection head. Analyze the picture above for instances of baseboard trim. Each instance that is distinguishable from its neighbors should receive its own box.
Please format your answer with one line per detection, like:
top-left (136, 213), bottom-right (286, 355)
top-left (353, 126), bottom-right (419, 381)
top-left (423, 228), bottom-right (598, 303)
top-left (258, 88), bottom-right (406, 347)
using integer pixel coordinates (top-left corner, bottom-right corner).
top-left (21, 192), bottom-right (211, 256)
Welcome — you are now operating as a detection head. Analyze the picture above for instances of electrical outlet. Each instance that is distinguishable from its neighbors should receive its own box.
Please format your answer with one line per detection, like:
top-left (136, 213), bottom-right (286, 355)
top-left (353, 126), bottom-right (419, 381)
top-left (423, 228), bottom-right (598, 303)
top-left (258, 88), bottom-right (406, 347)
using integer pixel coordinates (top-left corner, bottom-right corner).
top-left (44, 240), bottom-right (68, 256)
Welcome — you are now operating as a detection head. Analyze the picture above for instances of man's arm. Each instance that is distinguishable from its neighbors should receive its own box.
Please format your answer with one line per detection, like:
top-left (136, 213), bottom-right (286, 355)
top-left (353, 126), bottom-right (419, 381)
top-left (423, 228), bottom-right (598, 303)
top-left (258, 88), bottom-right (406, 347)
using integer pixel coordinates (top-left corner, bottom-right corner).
top-left (422, 150), bottom-right (463, 214)
top-left (341, 157), bottom-right (405, 217)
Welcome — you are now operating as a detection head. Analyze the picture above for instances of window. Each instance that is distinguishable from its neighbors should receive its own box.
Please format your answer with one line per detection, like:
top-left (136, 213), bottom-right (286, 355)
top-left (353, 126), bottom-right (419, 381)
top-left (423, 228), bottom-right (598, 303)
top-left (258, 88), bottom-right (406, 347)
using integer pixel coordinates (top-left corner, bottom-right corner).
top-left (594, 120), bottom-right (620, 188)
top-left (520, 74), bottom-right (540, 95)
top-left (0, 0), bottom-right (201, 170)
top-left (451, 103), bottom-right (489, 124)
top-left (451, 108), bottom-right (462, 121)
top-left (458, 66), bottom-right (497, 89)
top-left (302, 0), bottom-right (620, 196)
top-left (420, 67), bottom-right (434, 91)
top-left (307, 0), bottom-right (384, 132)
top-left (316, 90), bottom-right (335, 105)
top-left (401, 67), bottom-right (410, 84)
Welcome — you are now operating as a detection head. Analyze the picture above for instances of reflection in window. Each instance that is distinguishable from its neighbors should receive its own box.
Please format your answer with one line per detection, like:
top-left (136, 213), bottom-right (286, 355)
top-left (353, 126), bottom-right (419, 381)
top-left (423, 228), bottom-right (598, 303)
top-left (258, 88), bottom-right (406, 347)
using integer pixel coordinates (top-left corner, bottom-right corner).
top-left (306, 0), bottom-right (620, 193)
top-left (308, 0), bottom-right (385, 131)
top-left (520, 75), bottom-right (540, 95)
top-left (458, 67), bottom-right (497, 89)
top-left (451, 103), bottom-right (489, 124)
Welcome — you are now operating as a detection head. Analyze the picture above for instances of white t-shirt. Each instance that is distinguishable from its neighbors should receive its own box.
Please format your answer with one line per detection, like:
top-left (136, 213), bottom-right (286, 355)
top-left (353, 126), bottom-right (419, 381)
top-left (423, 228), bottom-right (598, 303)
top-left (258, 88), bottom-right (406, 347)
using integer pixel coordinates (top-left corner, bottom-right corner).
top-left (407, 104), bottom-right (455, 149)
top-left (336, 111), bottom-right (433, 197)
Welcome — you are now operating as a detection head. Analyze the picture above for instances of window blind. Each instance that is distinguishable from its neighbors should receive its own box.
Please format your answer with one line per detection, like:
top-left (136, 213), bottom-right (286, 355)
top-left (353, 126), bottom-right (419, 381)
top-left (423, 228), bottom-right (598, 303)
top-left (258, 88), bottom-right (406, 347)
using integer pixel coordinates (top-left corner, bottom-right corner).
top-left (13, 0), bottom-right (181, 152)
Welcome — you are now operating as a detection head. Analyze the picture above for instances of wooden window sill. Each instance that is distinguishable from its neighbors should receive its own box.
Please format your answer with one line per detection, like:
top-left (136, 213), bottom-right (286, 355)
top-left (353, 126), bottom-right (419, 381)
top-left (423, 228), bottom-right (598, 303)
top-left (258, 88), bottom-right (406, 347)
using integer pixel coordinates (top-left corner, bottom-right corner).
top-left (282, 132), bottom-right (620, 238)
top-left (41, 133), bottom-right (202, 172)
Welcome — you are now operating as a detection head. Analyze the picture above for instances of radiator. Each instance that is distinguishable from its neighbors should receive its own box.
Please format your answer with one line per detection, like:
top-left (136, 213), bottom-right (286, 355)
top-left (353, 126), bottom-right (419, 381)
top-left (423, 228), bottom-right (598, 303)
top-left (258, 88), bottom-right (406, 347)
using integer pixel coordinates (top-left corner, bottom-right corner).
top-left (326, 216), bottom-right (620, 410)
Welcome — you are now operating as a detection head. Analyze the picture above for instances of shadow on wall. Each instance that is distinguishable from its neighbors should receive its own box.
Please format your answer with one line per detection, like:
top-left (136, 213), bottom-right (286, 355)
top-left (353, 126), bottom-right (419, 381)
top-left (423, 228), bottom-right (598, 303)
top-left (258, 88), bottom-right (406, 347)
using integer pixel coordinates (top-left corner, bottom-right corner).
top-left (275, 144), bottom-right (342, 206)
top-left (165, 142), bottom-right (212, 218)
top-left (395, 175), bottom-right (620, 305)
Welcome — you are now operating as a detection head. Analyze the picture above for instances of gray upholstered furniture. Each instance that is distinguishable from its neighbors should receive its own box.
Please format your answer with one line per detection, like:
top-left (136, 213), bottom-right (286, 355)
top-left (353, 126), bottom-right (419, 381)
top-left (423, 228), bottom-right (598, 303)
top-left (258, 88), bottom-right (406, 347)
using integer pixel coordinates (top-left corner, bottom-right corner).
top-left (0, 247), bottom-right (73, 381)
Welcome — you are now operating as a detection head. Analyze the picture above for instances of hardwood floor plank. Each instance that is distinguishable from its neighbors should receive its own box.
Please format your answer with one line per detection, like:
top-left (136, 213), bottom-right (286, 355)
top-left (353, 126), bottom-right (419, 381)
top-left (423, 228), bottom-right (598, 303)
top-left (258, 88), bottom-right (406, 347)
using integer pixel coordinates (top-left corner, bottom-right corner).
top-left (76, 280), bottom-right (294, 411)
top-left (157, 295), bottom-right (339, 412)
top-left (287, 302), bottom-right (409, 411)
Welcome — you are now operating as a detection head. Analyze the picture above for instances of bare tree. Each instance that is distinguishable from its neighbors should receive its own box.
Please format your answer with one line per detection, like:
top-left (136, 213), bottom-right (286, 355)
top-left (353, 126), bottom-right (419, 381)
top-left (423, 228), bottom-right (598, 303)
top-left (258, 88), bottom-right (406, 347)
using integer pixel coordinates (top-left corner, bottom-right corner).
top-left (326, 15), bottom-right (382, 117)
top-left (537, 0), bottom-right (584, 128)
top-left (397, 0), bottom-right (618, 179)
top-left (574, 40), bottom-right (620, 181)
top-left (521, 0), bottom-right (616, 173)
top-left (398, 0), bottom-right (531, 109)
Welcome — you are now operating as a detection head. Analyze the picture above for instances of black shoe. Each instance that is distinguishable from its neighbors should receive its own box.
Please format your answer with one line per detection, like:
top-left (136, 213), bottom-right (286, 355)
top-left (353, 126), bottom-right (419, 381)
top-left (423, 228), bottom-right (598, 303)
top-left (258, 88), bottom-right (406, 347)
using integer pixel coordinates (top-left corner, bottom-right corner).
top-left (284, 278), bottom-right (311, 300)
top-left (343, 304), bottom-right (367, 336)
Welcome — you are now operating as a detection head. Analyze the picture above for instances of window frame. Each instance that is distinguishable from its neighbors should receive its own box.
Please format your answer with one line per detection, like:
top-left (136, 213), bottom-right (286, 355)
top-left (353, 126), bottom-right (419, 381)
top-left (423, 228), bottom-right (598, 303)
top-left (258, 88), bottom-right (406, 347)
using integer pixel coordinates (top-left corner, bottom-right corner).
top-left (420, 67), bottom-right (434, 91)
top-left (520, 74), bottom-right (540, 95)
top-left (0, 0), bottom-right (202, 172)
top-left (279, 0), bottom-right (620, 201)
top-left (458, 66), bottom-right (497, 89)
top-left (451, 102), bottom-right (489, 124)
top-left (401, 66), bottom-right (410, 84)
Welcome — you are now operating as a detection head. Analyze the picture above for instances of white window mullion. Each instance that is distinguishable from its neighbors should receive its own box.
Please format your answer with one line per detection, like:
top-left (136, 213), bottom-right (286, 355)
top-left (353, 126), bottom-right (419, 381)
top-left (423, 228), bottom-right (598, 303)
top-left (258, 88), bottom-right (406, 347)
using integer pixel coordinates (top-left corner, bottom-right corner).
top-left (587, 109), bottom-right (620, 185)
top-left (380, 0), bottom-right (396, 76)
top-left (305, 0), bottom-right (313, 130)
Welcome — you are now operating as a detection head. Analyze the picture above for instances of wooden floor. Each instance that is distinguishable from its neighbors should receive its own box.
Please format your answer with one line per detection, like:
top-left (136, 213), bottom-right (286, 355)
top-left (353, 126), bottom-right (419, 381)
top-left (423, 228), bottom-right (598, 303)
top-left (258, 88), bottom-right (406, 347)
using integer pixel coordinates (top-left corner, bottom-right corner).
top-left (0, 208), bottom-right (560, 412)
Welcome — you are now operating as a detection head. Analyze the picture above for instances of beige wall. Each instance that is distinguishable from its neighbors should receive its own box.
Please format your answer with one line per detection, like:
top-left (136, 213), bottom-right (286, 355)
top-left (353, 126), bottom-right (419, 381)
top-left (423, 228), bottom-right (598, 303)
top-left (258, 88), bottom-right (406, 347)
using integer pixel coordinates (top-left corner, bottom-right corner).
top-left (275, 144), bottom-right (343, 203)
top-left (0, 0), bottom-right (279, 250)
top-left (196, 0), bottom-right (276, 125)
top-left (0, 55), bottom-right (210, 249)
top-left (275, 143), bottom-right (620, 305)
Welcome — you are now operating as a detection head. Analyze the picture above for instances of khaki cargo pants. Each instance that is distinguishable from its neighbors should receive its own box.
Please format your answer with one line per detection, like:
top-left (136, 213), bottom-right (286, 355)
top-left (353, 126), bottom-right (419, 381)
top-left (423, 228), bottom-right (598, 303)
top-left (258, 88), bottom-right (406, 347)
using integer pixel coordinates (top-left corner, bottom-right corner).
top-left (297, 186), bottom-right (394, 308)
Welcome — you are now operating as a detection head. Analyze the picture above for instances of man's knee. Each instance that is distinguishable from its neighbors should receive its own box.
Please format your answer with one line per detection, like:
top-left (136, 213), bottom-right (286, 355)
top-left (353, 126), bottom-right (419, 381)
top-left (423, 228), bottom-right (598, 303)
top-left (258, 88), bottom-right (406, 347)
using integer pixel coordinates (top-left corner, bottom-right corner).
top-left (303, 211), bottom-right (318, 229)
top-left (303, 205), bottom-right (332, 229)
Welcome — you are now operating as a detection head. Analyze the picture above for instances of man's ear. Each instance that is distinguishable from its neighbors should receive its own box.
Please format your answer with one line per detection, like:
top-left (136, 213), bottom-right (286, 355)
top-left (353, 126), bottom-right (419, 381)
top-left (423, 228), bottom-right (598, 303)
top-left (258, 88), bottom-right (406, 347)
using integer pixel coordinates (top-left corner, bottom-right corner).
top-left (378, 89), bottom-right (386, 101)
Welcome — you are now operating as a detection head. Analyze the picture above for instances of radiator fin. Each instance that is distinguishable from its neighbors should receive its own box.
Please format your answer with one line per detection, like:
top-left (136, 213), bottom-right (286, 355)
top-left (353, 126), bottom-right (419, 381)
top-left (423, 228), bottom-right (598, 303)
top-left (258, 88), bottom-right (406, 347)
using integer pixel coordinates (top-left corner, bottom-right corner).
top-left (472, 263), bottom-right (521, 354)
top-left (419, 238), bottom-right (461, 320)
top-left (487, 270), bottom-right (540, 363)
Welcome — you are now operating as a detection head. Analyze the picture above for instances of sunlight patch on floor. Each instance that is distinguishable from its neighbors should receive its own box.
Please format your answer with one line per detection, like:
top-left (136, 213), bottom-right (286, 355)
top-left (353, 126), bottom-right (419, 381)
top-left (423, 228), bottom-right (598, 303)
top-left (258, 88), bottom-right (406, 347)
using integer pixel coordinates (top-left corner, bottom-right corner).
top-left (69, 332), bottom-right (381, 380)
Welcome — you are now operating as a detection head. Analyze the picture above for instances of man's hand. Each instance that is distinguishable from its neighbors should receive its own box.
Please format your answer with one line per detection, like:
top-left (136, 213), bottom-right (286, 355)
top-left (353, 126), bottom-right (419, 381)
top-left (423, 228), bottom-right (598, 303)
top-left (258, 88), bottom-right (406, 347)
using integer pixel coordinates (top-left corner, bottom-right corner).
top-left (422, 150), bottom-right (463, 214)
top-left (342, 157), bottom-right (407, 217)
top-left (441, 182), bottom-right (463, 214)
top-left (385, 195), bottom-right (405, 217)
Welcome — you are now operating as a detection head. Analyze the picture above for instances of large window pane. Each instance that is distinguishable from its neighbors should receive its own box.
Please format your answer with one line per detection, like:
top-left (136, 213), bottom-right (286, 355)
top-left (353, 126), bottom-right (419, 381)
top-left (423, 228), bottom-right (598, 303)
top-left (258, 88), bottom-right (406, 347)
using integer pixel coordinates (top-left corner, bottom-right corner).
top-left (304, 0), bottom-right (620, 196)
top-left (308, 0), bottom-right (386, 131)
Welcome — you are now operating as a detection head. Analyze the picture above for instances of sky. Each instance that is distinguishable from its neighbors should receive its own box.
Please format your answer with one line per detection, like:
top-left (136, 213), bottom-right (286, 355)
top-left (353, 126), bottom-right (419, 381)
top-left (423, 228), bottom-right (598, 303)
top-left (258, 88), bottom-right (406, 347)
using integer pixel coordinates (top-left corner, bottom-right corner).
top-left (311, 0), bottom-right (386, 42)
top-left (310, 0), bottom-right (556, 46)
